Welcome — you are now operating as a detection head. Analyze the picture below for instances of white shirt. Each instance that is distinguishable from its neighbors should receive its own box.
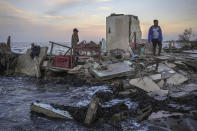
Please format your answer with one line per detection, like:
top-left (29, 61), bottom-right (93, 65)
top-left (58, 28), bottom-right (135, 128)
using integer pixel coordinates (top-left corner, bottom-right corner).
top-left (153, 27), bottom-right (159, 39)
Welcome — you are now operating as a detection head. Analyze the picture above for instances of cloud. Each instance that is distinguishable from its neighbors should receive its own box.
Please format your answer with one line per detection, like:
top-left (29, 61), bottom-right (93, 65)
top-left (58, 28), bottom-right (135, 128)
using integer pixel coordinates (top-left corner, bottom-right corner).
top-left (0, 1), bottom-right (43, 24)
top-left (98, 6), bottom-right (111, 11)
top-left (46, 0), bottom-right (111, 15)
top-left (0, 1), bottom-right (70, 41)
top-left (0, 1), bottom-right (24, 14)
top-left (0, 1), bottom-right (106, 42)
top-left (96, 0), bottom-right (111, 2)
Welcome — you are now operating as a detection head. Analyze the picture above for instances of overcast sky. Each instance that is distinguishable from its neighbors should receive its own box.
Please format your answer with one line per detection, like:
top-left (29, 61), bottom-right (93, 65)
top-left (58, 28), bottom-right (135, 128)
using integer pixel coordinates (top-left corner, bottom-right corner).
top-left (0, 0), bottom-right (197, 42)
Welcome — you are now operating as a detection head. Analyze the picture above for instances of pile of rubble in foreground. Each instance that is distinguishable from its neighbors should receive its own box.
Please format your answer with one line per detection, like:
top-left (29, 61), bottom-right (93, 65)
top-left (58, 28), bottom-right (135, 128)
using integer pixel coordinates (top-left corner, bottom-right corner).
top-left (31, 52), bottom-right (197, 130)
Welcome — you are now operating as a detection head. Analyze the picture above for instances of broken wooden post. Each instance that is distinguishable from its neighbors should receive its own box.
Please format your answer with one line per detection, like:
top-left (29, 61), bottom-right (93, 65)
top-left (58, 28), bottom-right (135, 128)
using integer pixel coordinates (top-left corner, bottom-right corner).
top-left (34, 57), bottom-right (41, 78)
top-left (136, 105), bottom-right (152, 123)
top-left (84, 96), bottom-right (100, 125)
top-left (7, 36), bottom-right (11, 51)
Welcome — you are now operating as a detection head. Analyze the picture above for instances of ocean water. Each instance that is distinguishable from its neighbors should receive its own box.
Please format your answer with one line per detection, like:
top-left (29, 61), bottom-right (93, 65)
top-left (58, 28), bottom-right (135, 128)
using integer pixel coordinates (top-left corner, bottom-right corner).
top-left (11, 42), bottom-right (71, 55)
top-left (0, 76), bottom-right (121, 130)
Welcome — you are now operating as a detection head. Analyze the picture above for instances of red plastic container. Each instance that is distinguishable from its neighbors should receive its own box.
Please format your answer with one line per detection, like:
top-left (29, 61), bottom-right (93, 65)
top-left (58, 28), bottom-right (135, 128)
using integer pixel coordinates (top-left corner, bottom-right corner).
top-left (54, 56), bottom-right (70, 68)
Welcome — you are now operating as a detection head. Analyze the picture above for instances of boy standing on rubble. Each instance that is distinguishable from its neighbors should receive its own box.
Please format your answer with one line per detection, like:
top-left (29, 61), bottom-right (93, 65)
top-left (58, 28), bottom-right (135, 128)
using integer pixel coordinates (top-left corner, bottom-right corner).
top-left (71, 28), bottom-right (79, 66)
top-left (148, 20), bottom-right (163, 56)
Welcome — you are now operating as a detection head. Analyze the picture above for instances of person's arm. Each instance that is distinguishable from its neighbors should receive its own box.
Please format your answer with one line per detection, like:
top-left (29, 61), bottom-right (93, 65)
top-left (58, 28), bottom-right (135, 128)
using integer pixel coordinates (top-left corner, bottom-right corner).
top-left (160, 27), bottom-right (163, 42)
top-left (76, 34), bottom-right (79, 43)
top-left (71, 35), bottom-right (74, 48)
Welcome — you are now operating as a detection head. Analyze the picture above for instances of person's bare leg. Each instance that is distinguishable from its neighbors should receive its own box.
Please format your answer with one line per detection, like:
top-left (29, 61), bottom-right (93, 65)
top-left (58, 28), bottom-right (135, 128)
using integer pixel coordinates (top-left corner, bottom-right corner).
top-left (153, 46), bottom-right (156, 56)
top-left (158, 44), bottom-right (162, 56)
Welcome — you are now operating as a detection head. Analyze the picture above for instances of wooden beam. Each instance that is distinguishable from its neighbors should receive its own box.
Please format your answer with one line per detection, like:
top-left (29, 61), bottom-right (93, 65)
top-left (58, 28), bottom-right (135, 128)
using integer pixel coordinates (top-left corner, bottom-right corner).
top-left (49, 41), bottom-right (71, 49)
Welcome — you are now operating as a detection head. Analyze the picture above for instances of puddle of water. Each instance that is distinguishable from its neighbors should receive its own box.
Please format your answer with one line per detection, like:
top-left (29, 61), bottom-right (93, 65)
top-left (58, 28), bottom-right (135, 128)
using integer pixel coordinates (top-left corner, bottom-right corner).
top-left (101, 98), bottom-right (138, 110)
top-left (0, 76), bottom-right (122, 130)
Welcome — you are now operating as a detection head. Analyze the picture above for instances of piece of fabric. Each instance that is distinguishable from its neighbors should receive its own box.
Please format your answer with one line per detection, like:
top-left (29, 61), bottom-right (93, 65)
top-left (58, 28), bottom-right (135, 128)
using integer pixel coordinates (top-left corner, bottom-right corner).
top-left (148, 26), bottom-right (163, 43)
top-left (30, 46), bottom-right (40, 59)
top-left (101, 39), bottom-right (106, 52)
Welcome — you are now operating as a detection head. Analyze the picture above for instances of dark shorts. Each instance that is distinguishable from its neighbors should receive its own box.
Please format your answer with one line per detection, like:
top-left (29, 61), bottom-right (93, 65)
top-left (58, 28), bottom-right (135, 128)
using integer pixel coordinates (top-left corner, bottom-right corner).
top-left (152, 39), bottom-right (162, 47)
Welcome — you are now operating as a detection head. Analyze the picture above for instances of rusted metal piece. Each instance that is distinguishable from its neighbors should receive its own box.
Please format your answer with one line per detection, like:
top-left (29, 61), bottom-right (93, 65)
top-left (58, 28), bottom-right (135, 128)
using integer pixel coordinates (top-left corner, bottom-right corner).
top-left (74, 41), bottom-right (101, 63)
top-left (49, 41), bottom-right (73, 68)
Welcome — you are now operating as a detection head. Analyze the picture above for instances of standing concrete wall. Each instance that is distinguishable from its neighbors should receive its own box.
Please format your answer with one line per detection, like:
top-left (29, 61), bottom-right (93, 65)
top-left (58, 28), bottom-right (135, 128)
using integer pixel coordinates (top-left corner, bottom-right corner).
top-left (106, 14), bottom-right (142, 52)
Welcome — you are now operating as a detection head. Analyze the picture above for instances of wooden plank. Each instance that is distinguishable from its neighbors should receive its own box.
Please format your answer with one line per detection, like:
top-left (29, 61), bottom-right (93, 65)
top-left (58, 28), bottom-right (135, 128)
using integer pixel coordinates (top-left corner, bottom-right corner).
top-left (84, 97), bottom-right (100, 125)
top-left (31, 102), bottom-right (73, 120)
top-left (50, 43), bottom-right (54, 56)
top-left (64, 48), bottom-right (71, 56)
top-left (34, 57), bottom-right (41, 78)
top-left (47, 66), bottom-right (72, 72)
top-left (49, 41), bottom-right (71, 49)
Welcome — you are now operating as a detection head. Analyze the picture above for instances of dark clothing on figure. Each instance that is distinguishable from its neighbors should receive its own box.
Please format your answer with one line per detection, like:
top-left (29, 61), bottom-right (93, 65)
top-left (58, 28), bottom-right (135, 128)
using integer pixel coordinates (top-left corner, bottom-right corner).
top-left (71, 34), bottom-right (79, 48)
top-left (71, 33), bottom-right (79, 66)
top-left (75, 51), bottom-right (80, 66)
top-left (152, 39), bottom-right (162, 48)
top-left (30, 46), bottom-right (40, 59)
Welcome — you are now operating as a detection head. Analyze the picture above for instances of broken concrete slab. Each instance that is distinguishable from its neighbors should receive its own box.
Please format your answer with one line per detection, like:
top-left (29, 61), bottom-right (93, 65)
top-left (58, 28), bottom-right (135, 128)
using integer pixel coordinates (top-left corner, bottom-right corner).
top-left (15, 47), bottom-right (48, 77)
top-left (165, 61), bottom-right (176, 68)
top-left (167, 73), bottom-right (188, 85)
top-left (168, 104), bottom-right (193, 112)
top-left (84, 96), bottom-right (100, 125)
top-left (68, 65), bottom-right (83, 74)
top-left (170, 84), bottom-right (197, 100)
top-left (161, 71), bottom-right (175, 79)
top-left (178, 70), bottom-right (188, 76)
top-left (189, 54), bottom-right (197, 58)
top-left (118, 89), bottom-right (137, 98)
top-left (183, 60), bottom-right (197, 71)
top-left (157, 80), bottom-right (165, 88)
top-left (170, 91), bottom-right (196, 100)
top-left (118, 90), bottom-right (132, 97)
top-left (31, 102), bottom-right (73, 120)
top-left (183, 50), bottom-right (197, 54)
top-left (174, 61), bottom-right (186, 66)
top-left (148, 90), bottom-right (169, 101)
top-left (155, 56), bottom-right (169, 61)
top-left (129, 77), bottom-right (161, 92)
top-left (149, 74), bottom-right (162, 82)
top-left (157, 64), bottom-right (176, 79)
top-left (181, 84), bottom-right (197, 92)
top-left (149, 116), bottom-right (197, 131)
top-left (42, 60), bottom-right (48, 68)
top-left (148, 111), bottom-right (183, 120)
top-left (83, 63), bottom-right (92, 69)
top-left (110, 112), bottom-right (128, 122)
top-left (158, 64), bottom-right (175, 73)
top-left (91, 62), bottom-right (135, 80)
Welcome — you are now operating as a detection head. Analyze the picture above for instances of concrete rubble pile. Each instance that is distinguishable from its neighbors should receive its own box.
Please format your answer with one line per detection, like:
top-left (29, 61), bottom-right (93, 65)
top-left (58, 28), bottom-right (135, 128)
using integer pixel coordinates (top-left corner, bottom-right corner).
top-left (29, 52), bottom-right (197, 130)
top-left (0, 36), bottom-right (18, 75)
top-left (0, 36), bottom-right (48, 77)
top-left (0, 38), bottom-right (193, 130)
top-left (15, 47), bottom-right (48, 77)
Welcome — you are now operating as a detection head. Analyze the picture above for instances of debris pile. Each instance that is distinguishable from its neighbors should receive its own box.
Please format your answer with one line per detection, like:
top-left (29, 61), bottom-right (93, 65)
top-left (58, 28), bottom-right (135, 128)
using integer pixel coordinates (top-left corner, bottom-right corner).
top-left (0, 35), bottom-right (197, 130)
top-left (0, 36), bottom-right (18, 75)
